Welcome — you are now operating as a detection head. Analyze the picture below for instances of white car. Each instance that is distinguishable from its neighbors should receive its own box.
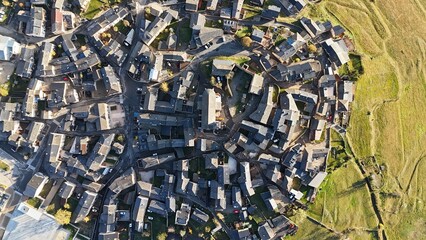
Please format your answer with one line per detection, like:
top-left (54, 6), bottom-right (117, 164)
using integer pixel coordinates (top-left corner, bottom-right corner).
top-left (147, 216), bottom-right (153, 220)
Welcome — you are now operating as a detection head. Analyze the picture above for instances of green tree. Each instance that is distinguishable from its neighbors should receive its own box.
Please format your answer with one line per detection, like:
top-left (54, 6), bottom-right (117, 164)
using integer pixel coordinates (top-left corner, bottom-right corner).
top-left (54, 209), bottom-right (72, 225)
top-left (116, 135), bottom-right (125, 143)
top-left (113, 26), bottom-right (118, 32)
top-left (157, 232), bottom-right (167, 240)
top-left (2, 0), bottom-right (11, 6)
top-left (308, 44), bottom-right (317, 53)
top-left (160, 82), bottom-right (170, 93)
top-left (123, 20), bottom-right (130, 27)
top-left (241, 36), bottom-right (252, 48)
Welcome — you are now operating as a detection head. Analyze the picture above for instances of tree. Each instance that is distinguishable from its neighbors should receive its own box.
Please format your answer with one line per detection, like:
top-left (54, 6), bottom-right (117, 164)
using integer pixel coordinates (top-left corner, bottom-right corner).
top-left (123, 20), bottom-right (130, 27)
top-left (145, 7), bottom-right (151, 15)
top-left (156, 232), bottom-right (167, 240)
top-left (308, 44), bottom-right (317, 53)
top-left (63, 203), bottom-right (70, 209)
top-left (241, 36), bottom-right (252, 48)
top-left (179, 230), bottom-right (186, 237)
top-left (113, 26), bottom-right (118, 32)
top-left (116, 134), bottom-right (125, 143)
top-left (205, 226), bottom-right (211, 232)
top-left (51, 51), bottom-right (56, 57)
top-left (54, 209), bottom-right (72, 225)
top-left (83, 216), bottom-right (90, 223)
top-left (18, 2), bottom-right (24, 7)
top-left (210, 76), bottom-right (216, 86)
top-left (159, 82), bottom-right (169, 93)
top-left (2, 0), bottom-right (10, 6)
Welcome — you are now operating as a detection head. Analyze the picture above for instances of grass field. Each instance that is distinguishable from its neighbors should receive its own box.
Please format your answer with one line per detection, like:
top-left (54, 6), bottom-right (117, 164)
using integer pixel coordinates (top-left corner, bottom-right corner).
top-left (308, 161), bottom-right (378, 231)
top-left (298, 0), bottom-right (426, 239)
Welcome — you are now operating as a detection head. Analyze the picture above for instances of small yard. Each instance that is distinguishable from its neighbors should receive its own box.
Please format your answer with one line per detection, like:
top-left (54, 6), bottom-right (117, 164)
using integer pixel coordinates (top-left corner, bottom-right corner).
top-left (338, 54), bottom-right (364, 81)
top-left (145, 212), bottom-right (167, 239)
top-left (248, 187), bottom-right (280, 222)
top-left (327, 129), bottom-right (352, 172)
top-left (82, 0), bottom-right (104, 19)
top-left (178, 19), bottom-right (192, 45)
top-left (152, 175), bottom-right (164, 188)
top-left (205, 20), bottom-right (223, 28)
top-left (235, 26), bottom-right (251, 38)
top-left (215, 56), bottom-right (250, 65)
top-left (115, 20), bottom-right (131, 35)
top-left (39, 180), bottom-right (54, 199)
top-left (27, 197), bottom-right (42, 208)
top-left (63, 224), bottom-right (78, 240)
top-left (189, 157), bottom-right (217, 180)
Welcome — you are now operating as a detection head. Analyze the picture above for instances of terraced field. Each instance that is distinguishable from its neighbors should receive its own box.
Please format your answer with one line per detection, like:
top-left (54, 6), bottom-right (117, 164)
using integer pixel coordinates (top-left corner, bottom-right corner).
top-left (289, 0), bottom-right (426, 239)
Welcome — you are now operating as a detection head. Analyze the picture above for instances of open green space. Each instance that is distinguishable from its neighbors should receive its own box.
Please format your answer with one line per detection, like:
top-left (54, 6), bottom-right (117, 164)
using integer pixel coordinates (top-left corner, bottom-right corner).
top-left (299, 0), bottom-right (426, 238)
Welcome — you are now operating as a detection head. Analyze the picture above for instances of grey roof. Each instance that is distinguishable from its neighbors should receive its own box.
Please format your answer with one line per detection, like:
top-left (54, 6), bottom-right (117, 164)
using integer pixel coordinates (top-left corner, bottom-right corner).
top-left (141, 12), bottom-right (174, 46)
top-left (300, 17), bottom-right (322, 38)
top-left (277, 59), bottom-right (322, 81)
top-left (58, 181), bottom-right (76, 199)
top-left (232, 186), bottom-right (243, 208)
top-left (25, 6), bottom-right (46, 38)
top-left (166, 195), bottom-right (176, 212)
top-left (195, 27), bottom-right (224, 47)
top-left (99, 204), bottom-right (117, 233)
top-left (252, 28), bottom-right (265, 42)
top-left (140, 152), bottom-right (176, 169)
top-left (23, 172), bottom-right (48, 198)
top-left (308, 171), bottom-right (327, 188)
top-left (273, 33), bottom-right (306, 62)
top-left (258, 222), bottom-right (276, 240)
top-left (185, 0), bottom-right (198, 11)
top-left (0, 35), bottom-right (20, 61)
top-left (133, 196), bottom-right (149, 232)
top-left (258, 153), bottom-right (280, 165)
top-left (15, 47), bottom-right (35, 78)
top-left (100, 66), bottom-right (122, 93)
top-left (201, 88), bottom-right (217, 130)
top-left (218, 165), bottom-right (230, 185)
top-left (47, 133), bottom-right (65, 163)
top-left (148, 200), bottom-right (167, 217)
top-left (86, 134), bottom-right (115, 171)
top-left (249, 86), bottom-right (274, 125)
top-left (72, 191), bottom-right (97, 223)
top-left (136, 181), bottom-right (152, 197)
top-left (249, 74), bottom-right (264, 95)
top-left (109, 167), bottom-right (136, 194)
top-left (3, 203), bottom-right (61, 240)
top-left (191, 208), bottom-right (209, 223)
top-left (321, 39), bottom-right (350, 67)
top-left (240, 120), bottom-right (275, 150)
top-left (98, 232), bottom-right (119, 240)
top-left (25, 121), bottom-right (44, 145)
top-left (338, 80), bottom-right (354, 102)
top-left (206, 0), bottom-right (218, 10)
top-left (190, 13), bottom-right (206, 30)
top-left (239, 162), bottom-right (255, 197)
top-left (175, 203), bottom-right (191, 226)
top-left (232, 0), bottom-right (244, 19)
top-left (211, 59), bottom-right (235, 76)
